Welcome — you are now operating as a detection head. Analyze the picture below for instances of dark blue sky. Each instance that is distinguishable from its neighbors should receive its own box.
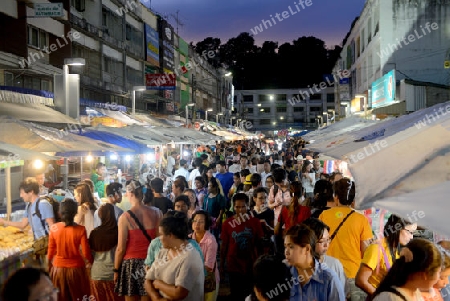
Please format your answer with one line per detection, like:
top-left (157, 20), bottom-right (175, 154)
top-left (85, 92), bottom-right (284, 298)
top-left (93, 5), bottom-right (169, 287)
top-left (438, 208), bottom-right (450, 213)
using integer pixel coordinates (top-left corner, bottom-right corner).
top-left (151, 0), bottom-right (366, 48)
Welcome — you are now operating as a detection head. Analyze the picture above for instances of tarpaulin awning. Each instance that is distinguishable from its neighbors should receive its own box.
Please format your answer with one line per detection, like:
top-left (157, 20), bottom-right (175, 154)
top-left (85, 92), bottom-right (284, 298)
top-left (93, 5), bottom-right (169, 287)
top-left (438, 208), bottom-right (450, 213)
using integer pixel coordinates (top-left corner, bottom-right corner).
top-left (303, 115), bottom-right (380, 144)
top-left (0, 102), bottom-right (79, 125)
top-left (0, 116), bottom-right (132, 156)
top-left (92, 125), bottom-right (172, 146)
top-left (0, 143), bottom-right (58, 162)
top-left (76, 128), bottom-right (151, 154)
top-left (132, 114), bottom-right (177, 127)
top-left (310, 101), bottom-right (450, 236)
top-left (88, 108), bottom-right (146, 126)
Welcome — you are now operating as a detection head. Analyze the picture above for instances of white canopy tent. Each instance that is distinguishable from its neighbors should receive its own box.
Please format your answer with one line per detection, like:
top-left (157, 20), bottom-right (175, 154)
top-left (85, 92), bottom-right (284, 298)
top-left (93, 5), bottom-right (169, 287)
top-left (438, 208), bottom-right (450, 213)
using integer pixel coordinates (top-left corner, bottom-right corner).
top-left (307, 101), bottom-right (450, 236)
top-left (304, 115), bottom-right (381, 145)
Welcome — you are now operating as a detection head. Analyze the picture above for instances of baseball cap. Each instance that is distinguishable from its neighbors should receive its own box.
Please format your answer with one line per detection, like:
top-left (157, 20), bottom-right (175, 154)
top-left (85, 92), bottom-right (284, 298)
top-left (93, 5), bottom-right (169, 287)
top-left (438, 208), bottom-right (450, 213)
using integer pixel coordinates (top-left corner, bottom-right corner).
top-left (244, 174), bottom-right (252, 185)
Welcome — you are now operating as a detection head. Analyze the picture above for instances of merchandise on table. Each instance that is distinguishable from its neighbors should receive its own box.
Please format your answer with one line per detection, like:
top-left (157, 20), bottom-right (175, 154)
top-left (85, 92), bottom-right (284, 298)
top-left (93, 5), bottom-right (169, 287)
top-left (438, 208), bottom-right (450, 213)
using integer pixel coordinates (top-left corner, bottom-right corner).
top-left (0, 226), bottom-right (34, 260)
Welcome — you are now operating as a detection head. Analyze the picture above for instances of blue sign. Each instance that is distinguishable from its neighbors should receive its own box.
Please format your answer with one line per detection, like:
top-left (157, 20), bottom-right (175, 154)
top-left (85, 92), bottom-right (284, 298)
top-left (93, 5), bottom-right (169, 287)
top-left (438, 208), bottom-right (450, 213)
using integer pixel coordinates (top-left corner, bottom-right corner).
top-left (339, 78), bottom-right (349, 84)
top-left (145, 24), bottom-right (159, 67)
top-left (371, 70), bottom-right (395, 108)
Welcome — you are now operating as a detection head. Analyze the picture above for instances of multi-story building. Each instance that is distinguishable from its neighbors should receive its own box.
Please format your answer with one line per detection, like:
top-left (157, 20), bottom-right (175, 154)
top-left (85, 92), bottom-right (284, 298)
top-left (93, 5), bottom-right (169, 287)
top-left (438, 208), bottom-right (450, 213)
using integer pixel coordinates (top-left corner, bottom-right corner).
top-left (235, 87), bottom-right (335, 131)
top-left (0, 0), bottom-right (232, 121)
top-left (334, 0), bottom-right (450, 116)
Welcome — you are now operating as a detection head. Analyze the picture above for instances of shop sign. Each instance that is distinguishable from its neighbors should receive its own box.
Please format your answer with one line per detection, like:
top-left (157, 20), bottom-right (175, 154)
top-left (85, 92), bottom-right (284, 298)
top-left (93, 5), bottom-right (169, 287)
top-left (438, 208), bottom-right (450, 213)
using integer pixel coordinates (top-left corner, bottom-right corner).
top-left (144, 24), bottom-right (159, 67)
top-left (371, 69), bottom-right (395, 108)
top-left (145, 74), bottom-right (176, 90)
top-left (34, 3), bottom-right (64, 17)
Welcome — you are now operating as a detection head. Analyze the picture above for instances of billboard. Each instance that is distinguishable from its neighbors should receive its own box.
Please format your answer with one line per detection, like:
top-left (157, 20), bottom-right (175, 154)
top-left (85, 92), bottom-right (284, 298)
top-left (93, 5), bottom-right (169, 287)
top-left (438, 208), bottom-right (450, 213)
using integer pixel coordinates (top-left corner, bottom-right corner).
top-left (158, 19), bottom-right (175, 72)
top-left (144, 24), bottom-right (159, 67)
top-left (145, 74), bottom-right (176, 90)
top-left (371, 70), bottom-right (395, 108)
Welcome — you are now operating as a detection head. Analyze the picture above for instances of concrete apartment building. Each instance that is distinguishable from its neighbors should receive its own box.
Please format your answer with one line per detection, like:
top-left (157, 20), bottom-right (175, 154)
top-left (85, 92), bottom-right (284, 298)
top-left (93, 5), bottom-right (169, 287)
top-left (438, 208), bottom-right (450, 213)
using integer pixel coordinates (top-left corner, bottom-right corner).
top-left (334, 0), bottom-right (450, 116)
top-left (235, 87), bottom-right (335, 131)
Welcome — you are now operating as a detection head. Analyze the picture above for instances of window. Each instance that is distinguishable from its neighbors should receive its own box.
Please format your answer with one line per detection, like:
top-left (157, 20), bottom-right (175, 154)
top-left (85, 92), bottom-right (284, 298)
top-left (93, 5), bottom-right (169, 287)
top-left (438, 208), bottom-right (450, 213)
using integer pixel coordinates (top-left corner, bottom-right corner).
top-left (327, 93), bottom-right (335, 103)
top-left (356, 37), bottom-right (361, 58)
top-left (361, 30), bottom-right (365, 53)
top-left (28, 26), bottom-right (39, 48)
top-left (260, 107), bottom-right (270, 113)
top-left (276, 94), bottom-right (287, 101)
top-left (104, 57), bottom-right (111, 73)
top-left (41, 79), bottom-right (50, 91)
top-left (39, 30), bottom-right (48, 49)
top-left (293, 118), bottom-right (304, 123)
top-left (4, 72), bottom-right (13, 86)
top-left (276, 106), bottom-right (287, 113)
top-left (309, 107), bottom-right (322, 112)
top-left (28, 26), bottom-right (48, 49)
top-left (247, 108), bottom-right (253, 113)
top-left (243, 95), bottom-right (253, 102)
top-left (293, 106), bottom-right (304, 112)
top-left (367, 18), bottom-right (372, 44)
top-left (259, 119), bottom-right (271, 125)
top-left (310, 94), bottom-right (322, 100)
top-left (71, 0), bottom-right (85, 12)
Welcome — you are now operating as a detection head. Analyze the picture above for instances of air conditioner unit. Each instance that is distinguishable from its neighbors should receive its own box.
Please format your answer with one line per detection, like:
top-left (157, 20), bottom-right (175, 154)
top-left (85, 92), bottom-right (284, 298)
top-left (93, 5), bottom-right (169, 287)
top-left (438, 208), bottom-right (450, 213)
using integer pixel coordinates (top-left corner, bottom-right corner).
top-left (98, 30), bottom-right (103, 38)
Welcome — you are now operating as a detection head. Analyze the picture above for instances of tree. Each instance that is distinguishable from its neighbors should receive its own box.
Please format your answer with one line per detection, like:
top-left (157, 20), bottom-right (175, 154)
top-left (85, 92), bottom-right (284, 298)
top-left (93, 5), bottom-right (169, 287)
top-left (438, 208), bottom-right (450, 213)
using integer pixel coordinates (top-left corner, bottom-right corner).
top-left (193, 37), bottom-right (221, 67)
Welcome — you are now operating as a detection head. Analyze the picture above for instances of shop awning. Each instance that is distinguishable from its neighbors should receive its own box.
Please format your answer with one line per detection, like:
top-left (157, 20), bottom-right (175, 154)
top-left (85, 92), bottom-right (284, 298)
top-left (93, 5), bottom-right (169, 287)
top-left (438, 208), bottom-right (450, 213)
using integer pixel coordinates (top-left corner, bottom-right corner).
top-left (309, 101), bottom-right (450, 236)
top-left (92, 125), bottom-right (172, 146)
top-left (76, 129), bottom-right (151, 154)
top-left (0, 116), bottom-right (132, 156)
top-left (88, 108), bottom-right (146, 126)
top-left (0, 102), bottom-right (79, 125)
top-left (0, 143), bottom-right (58, 162)
top-left (133, 114), bottom-right (178, 127)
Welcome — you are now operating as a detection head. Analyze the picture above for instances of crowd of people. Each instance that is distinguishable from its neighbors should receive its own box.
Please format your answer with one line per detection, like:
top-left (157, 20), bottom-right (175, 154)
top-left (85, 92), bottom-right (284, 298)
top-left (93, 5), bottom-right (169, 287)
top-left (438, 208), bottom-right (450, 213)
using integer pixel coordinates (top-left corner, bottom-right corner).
top-left (1, 138), bottom-right (450, 301)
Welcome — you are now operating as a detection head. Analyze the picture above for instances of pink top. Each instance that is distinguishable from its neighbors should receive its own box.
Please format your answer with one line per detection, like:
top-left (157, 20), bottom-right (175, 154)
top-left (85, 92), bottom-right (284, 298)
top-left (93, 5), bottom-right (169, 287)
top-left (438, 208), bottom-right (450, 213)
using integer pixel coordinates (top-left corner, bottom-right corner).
top-left (191, 230), bottom-right (219, 284)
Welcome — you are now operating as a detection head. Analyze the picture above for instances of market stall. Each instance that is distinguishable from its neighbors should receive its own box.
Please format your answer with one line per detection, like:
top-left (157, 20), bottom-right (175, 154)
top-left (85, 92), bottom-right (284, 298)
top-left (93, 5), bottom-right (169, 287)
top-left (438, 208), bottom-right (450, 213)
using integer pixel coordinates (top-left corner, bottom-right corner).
top-left (307, 101), bottom-right (450, 238)
top-left (0, 144), bottom-right (58, 285)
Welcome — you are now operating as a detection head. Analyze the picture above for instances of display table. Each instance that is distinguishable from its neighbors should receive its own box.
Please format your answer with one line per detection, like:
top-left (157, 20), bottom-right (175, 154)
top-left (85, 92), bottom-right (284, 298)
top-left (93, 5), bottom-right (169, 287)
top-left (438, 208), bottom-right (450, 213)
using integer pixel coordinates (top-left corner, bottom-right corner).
top-left (0, 253), bottom-right (21, 286)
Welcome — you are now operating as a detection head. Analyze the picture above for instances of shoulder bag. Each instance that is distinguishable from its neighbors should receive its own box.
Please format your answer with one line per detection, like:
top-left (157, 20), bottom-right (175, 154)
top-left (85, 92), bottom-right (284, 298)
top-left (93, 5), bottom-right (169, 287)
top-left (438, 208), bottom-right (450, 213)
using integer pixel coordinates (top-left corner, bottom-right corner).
top-left (329, 210), bottom-right (355, 242)
top-left (127, 210), bottom-right (152, 243)
top-left (204, 261), bottom-right (217, 293)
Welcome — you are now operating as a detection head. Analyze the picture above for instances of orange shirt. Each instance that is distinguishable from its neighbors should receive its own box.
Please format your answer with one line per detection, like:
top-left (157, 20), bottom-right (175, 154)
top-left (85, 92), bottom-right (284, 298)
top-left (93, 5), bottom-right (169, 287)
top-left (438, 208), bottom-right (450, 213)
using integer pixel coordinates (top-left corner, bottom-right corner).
top-left (319, 207), bottom-right (373, 278)
top-left (47, 222), bottom-right (93, 268)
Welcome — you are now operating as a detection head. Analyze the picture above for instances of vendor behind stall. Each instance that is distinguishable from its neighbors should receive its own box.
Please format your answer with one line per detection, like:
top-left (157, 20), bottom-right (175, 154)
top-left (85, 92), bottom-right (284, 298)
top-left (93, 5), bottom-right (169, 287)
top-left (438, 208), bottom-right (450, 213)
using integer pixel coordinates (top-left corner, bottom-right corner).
top-left (91, 162), bottom-right (106, 199)
top-left (0, 177), bottom-right (55, 239)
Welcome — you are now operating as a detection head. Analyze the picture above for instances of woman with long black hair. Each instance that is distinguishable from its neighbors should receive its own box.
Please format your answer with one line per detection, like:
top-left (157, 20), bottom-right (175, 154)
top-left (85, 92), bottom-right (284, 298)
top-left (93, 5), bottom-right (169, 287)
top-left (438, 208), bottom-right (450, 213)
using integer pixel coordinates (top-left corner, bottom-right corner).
top-left (90, 203), bottom-right (124, 301)
top-left (48, 198), bottom-right (93, 301)
top-left (356, 215), bottom-right (416, 296)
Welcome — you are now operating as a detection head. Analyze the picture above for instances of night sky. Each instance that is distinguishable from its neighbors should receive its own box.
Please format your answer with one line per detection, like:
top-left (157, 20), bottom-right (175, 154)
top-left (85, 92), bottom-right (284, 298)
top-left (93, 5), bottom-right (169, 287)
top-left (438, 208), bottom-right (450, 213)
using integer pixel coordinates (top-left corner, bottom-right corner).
top-left (150, 0), bottom-right (366, 48)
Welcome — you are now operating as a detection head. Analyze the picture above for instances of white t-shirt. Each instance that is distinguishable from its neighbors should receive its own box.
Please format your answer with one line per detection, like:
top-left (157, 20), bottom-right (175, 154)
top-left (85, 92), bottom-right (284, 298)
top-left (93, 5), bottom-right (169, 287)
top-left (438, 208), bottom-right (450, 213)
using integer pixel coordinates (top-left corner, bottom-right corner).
top-left (173, 167), bottom-right (190, 181)
top-left (167, 156), bottom-right (176, 175)
top-left (189, 168), bottom-right (201, 189)
top-left (146, 243), bottom-right (204, 301)
top-left (373, 287), bottom-right (424, 301)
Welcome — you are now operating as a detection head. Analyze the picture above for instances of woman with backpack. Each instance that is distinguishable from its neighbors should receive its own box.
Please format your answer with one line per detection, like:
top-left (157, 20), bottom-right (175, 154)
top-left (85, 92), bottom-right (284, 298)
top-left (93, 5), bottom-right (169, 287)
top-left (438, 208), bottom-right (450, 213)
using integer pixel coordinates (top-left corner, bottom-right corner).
top-left (48, 198), bottom-right (93, 301)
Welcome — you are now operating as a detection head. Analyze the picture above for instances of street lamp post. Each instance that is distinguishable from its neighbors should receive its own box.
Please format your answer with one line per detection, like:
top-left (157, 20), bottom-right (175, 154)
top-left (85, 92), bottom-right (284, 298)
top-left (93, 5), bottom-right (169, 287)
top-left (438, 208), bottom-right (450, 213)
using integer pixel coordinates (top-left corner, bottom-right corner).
top-left (323, 112), bottom-right (328, 126)
top-left (216, 113), bottom-right (223, 123)
top-left (205, 108), bottom-right (213, 122)
top-left (185, 103), bottom-right (195, 126)
top-left (355, 94), bottom-right (367, 119)
top-left (57, 58), bottom-right (85, 190)
top-left (131, 86), bottom-right (146, 117)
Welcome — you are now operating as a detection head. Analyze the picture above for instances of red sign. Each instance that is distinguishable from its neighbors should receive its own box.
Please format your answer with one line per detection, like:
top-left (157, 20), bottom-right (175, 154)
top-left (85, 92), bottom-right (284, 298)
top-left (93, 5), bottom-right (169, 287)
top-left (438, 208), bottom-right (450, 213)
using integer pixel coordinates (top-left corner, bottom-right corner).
top-left (145, 73), bottom-right (176, 90)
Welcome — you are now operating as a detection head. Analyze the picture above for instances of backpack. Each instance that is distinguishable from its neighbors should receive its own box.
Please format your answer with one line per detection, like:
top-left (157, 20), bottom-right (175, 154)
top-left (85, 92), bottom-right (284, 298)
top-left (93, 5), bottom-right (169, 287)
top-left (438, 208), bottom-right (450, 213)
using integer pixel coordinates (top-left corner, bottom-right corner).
top-left (35, 196), bottom-right (61, 232)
